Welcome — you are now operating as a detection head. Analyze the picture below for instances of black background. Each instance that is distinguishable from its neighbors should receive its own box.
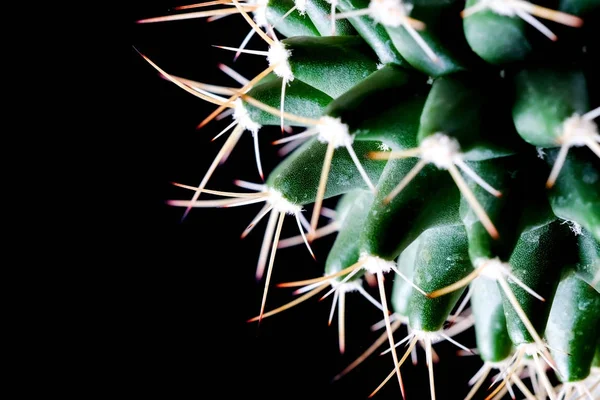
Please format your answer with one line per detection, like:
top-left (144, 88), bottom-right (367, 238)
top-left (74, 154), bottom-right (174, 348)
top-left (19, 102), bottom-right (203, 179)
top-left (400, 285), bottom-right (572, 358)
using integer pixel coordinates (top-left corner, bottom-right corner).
top-left (128, 1), bottom-right (587, 399)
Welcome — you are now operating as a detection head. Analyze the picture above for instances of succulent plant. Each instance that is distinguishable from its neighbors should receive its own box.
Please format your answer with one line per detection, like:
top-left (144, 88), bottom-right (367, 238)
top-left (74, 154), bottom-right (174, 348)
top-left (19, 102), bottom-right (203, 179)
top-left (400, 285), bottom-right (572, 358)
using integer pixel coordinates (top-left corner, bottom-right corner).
top-left (134, 0), bottom-right (599, 399)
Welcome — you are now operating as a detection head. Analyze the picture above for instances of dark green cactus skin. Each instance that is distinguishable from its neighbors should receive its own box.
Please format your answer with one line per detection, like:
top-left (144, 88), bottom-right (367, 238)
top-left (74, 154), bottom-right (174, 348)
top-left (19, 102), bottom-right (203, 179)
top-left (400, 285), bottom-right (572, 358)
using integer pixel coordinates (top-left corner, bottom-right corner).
top-left (463, 0), bottom-right (532, 65)
top-left (407, 224), bottom-right (472, 332)
top-left (324, 190), bottom-right (374, 276)
top-left (546, 147), bottom-right (600, 242)
top-left (322, 64), bottom-right (428, 150)
top-left (546, 268), bottom-right (600, 382)
top-left (334, 188), bottom-right (369, 224)
top-left (283, 36), bottom-right (379, 98)
top-left (265, 137), bottom-right (387, 205)
top-left (460, 155), bottom-right (523, 263)
top-left (351, 97), bottom-right (426, 150)
top-left (418, 71), bottom-right (524, 160)
top-left (385, 1), bottom-right (469, 77)
top-left (471, 278), bottom-right (514, 362)
top-left (575, 229), bottom-right (600, 292)
top-left (359, 159), bottom-right (460, 260)
top-left (512, 67), bottom-right (590, 147)
top-left (392, 236), bottom-right (420, 317)
top-left (417, 72), bottom-right (488, 147)
top-left (385, 25), bottom-right (465, 78)
top-left (266, 0), bottom-right (321, 37)
top-left (502, 217), bottom-right (576, 345)
top-left (244, 77), bottom-right (333, 126)
top-left (337, 0), bottom-right (410, 66)
top-left (305, 0), bottom-right (357, 35)
top-left (323, 63), bottom-right (428, 133)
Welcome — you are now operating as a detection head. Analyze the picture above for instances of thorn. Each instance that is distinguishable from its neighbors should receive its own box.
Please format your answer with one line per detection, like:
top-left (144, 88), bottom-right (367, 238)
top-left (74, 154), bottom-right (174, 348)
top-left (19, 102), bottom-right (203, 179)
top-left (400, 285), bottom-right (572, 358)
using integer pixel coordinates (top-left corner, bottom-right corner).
top-left (333, 319), bottom-right (403, 382)
top-left (258, 212), bottom-right (286, 323)
top-left (546, 142), bottom-right (571, 188)
top-left (180, 125), bottom-right (245, 220)
top-left (241, 94), bottom-right (322, 126)
top-left (256, 210), bottom-right (278, 281)
top-left (369, 148), bottom-right (422, 160)
top-left (247, 281), bottom-right (329, 322)
top-left (175, 1), bottom-right (232, 10)
top-left (425, 337), bottom-right (437, 400)
top-left (384, 159), bottom-right (428, 204)
top-left (345, 143), bottom-right (377, 193)
top-left (319, 267), bottom-right (364, 301)
top-left (277, 260), bottom-right (365, 287)
top-left (309, 141), bottom-right (336, 236)
top-left (197, 64), bottom-right (276, 130)
top-left (213, 45), bottom-right (269, 56)
top-left (522, 1), bottom-right (584, 27)
top-left (427, 267), bottom-right (482, 299)
top-left (137, 51), bottom-right (228, 107)
top-left (454, 158), bottom-right (503, 198)
top-left (230, 0), bottom-right (275, 46)
top-left (233, 29), bottom-right (257, 63)
top-left (136, 6), bottom-right (252, 24)
top-left (368, 336), bottom-right (418, 398)
top-left (403, 21), bottom-right (438, 63)
top-left (295, 213), bottom-right (316, 260)
top-left (241, 204), bottom-right (273, 239)
top-left (280, 78), bottom-right (287, 132)
top-left (448, 163), bottom-right (500, 240)
top-left (272, 128), bottom-right (318, 145)
top-left (218, 63), bottom-right (250, 85)
top-left (376, 269), bottom-right (406, 399)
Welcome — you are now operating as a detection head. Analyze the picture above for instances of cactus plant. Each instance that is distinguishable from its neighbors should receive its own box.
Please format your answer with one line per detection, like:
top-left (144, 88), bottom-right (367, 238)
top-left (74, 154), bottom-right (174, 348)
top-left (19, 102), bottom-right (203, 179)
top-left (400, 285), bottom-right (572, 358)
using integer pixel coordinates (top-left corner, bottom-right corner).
top-left (133, 0), bottom-right (600, 399)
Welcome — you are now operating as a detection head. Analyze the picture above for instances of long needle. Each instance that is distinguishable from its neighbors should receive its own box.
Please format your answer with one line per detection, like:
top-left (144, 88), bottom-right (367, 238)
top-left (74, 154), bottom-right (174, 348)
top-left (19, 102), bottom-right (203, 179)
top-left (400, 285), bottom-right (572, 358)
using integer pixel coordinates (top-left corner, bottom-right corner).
top-left (333, 319), bottom-right (403, 381)
top-left (259, 212), bottom-right (286, 324)
top-left (309, 141), bottom-right (336, 238)
top-left (376, 269), bottom-right (406, 399)
top-left (369, 336), bottom-right (418, 398)
top-left (247, 281), bottom-right (330, 321)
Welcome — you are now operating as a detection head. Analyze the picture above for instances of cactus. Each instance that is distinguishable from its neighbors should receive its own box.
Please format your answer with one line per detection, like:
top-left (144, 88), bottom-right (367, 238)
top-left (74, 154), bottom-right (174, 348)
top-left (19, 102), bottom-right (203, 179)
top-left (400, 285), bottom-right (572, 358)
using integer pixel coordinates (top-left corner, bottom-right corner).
top-left (133, 0), bottom-right (600, 399)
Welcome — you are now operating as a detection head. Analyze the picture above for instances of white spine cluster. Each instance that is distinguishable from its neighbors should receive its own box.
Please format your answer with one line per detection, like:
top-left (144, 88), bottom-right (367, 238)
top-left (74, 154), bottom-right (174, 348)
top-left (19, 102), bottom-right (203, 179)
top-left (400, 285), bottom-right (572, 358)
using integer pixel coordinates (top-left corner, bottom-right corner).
top-left (251, 0), bottom-right (270, 27)
top-left (360, 253), bottom-right (395, 274)
top-left (368, 0), bottom-right (412, 27)
top-left (233, 98), bottom-right (262, 134)
top-left (317, 116), bottom-right (353, 148)
top-left (559, 113), bottom-right (599, 146)
top-left (266, 187), bottom-right (303, 215)
top-left (330, 279), bottom-right (362, 293)
top-left (268, 41), bottom-right (294, 83)
top-left (378, 143), bottom-right (391, 151)
top-left (295, 0), bottom-right (307, 14)
top-left (419, 133), bottom-right (462, 169)
top-left (484, 0), bottom-right (519, 17)
top-left (476, 257), bottom-right (510, 281)
top-left (561, 219), bottom-right (583, 236)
